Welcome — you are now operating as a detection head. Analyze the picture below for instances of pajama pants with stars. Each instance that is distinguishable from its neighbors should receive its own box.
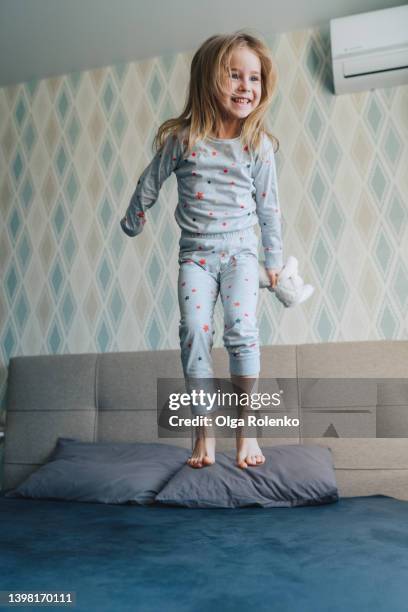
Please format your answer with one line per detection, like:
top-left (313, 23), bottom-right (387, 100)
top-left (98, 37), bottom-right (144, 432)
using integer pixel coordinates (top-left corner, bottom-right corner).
top-left (177, 228), bottom-right (260, 415)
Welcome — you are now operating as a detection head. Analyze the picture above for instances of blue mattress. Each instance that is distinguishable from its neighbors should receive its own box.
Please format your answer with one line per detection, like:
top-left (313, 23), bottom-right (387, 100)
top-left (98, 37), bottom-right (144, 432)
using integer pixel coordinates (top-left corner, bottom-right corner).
top-left (1, 493), bottom-right (408, 612)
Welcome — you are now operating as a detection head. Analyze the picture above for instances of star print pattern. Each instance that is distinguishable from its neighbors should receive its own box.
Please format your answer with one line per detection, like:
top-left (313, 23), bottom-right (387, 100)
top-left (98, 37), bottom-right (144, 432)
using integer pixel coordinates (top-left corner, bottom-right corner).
top-left (120, 128), bottom-right (283, 270)
top-left (177, 229), bottom-right (260, 378)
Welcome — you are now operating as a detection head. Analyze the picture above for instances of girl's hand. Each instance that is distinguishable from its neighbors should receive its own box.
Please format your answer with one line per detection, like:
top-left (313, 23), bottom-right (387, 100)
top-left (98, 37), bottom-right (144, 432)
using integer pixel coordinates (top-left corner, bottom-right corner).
top-left (265, 268), bottom-right (280, 289)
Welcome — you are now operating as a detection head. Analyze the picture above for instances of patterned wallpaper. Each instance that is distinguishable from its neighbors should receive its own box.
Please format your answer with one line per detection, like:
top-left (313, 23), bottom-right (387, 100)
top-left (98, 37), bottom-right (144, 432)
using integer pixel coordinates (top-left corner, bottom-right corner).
top-left (1, 26), bottom-right (407, 430)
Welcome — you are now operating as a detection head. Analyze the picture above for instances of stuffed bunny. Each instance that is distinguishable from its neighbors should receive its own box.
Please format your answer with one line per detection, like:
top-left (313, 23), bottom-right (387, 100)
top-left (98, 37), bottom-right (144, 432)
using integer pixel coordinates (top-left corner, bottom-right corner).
top-left (259, 256), bottom-right (314, 308)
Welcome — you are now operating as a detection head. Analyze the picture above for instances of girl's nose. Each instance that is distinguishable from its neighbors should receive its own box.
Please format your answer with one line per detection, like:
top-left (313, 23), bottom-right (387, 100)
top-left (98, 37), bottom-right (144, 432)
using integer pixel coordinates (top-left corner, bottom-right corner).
top-left (238, 78), bottom-right (251, 91)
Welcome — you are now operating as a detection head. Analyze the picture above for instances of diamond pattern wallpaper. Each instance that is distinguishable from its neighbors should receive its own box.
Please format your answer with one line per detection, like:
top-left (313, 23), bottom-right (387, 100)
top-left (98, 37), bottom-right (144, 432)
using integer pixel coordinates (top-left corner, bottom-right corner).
top-left (0, 26), bottom-right (407, 430)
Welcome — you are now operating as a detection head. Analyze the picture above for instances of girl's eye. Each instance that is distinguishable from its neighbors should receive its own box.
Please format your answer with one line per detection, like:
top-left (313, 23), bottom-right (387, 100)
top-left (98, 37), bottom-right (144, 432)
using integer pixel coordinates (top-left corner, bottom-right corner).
top-left (229, 73), bottom-right (260, 81)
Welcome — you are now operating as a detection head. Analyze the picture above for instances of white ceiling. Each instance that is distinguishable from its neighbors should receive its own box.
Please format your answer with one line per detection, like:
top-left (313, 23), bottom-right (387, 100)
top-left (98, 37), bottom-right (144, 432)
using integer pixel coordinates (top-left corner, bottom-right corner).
top-left (0, 0), bottom-right (403, 88)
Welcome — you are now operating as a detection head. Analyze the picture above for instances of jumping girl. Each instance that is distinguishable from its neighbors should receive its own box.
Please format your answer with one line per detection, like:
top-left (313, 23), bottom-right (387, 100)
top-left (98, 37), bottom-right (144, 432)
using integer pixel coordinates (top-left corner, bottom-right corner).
top-left (121, 30), bottom-right (283, 469)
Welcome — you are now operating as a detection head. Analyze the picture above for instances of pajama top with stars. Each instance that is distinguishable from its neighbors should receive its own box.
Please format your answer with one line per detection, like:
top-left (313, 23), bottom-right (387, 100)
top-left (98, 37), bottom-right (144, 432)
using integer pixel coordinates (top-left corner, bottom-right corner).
top-left (120, 128), bottom-right (283, 270)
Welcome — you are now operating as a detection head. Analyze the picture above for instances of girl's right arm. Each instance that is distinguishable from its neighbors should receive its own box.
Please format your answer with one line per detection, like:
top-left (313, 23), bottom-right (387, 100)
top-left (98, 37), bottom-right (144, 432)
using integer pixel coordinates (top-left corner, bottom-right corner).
top-left (120, 133), bottom-right (182, 237)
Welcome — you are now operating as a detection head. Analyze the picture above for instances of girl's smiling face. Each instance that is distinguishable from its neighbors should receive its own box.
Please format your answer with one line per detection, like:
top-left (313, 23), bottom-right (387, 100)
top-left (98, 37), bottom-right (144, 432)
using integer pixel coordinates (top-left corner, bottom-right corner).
top-left (219, 46), bottom-right (262, 122)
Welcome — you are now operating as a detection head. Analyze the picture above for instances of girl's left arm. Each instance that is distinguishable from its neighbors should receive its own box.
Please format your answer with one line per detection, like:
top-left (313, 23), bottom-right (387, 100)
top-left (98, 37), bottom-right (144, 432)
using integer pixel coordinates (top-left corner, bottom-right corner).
top-left (252, 135), bottom-right (283, 271)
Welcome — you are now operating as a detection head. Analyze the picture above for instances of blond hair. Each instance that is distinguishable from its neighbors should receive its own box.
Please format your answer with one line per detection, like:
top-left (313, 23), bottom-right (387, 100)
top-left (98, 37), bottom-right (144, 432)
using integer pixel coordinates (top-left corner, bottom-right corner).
top-left (153, 30), bottom-right (279, 157)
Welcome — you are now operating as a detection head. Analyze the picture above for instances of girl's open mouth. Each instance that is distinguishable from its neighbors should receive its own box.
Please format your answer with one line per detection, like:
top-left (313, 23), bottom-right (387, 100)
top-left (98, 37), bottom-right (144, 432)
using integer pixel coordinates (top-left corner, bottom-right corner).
top-left (231, 97), bottom-right (251, 107)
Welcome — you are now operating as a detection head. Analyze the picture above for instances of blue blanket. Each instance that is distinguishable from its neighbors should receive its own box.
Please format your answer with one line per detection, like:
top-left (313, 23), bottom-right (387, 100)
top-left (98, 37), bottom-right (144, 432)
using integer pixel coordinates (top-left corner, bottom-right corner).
top-left (1, 493), bottom-right (407, 611)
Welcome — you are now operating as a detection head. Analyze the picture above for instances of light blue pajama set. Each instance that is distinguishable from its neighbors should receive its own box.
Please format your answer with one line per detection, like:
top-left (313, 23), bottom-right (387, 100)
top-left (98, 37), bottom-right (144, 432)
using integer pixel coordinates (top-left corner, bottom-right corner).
top-left (121, 128), bottom-right (283, 413)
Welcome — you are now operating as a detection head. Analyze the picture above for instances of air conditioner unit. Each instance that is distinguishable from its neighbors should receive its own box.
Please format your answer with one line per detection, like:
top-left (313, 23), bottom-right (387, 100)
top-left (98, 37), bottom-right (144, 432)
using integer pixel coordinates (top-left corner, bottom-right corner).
top-left (330, 5), bottom-right (408, 95)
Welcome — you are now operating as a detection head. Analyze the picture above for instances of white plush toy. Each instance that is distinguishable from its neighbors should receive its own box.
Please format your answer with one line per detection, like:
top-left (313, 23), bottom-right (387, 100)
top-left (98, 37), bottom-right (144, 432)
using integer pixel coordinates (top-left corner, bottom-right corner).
top-left (259, 256), bottom-right (314, 308)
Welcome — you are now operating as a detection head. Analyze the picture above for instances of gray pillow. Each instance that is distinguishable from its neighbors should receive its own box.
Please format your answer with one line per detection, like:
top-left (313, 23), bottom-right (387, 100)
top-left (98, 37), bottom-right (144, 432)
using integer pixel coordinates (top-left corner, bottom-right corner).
top-left (156, 444), bottom-right (338, 508)
top-left (5, 438), bottom-right (190, 505)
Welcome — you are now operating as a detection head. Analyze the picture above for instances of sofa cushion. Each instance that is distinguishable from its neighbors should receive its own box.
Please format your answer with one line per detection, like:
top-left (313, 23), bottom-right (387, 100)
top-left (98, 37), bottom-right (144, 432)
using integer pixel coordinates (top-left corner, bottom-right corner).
top-left (5, 438), bottom-right (190, 505)
top-left (156, 444), bottom-right (338, 508)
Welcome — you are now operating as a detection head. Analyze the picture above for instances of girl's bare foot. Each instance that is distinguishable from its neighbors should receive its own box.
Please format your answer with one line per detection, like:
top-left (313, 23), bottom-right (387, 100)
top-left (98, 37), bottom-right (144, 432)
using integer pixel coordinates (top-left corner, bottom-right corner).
top-left (236, 436), bottom-right (265, 469)
top-left (230, 375), bottom-right (264, 468)
top-left (187, 427), bottom-right (215, 468)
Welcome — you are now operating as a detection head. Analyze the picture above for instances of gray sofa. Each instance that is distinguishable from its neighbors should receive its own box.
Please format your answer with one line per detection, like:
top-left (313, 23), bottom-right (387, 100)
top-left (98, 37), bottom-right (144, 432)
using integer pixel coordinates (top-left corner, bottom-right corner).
top-left (3, 339), bottom-right (408, 499)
